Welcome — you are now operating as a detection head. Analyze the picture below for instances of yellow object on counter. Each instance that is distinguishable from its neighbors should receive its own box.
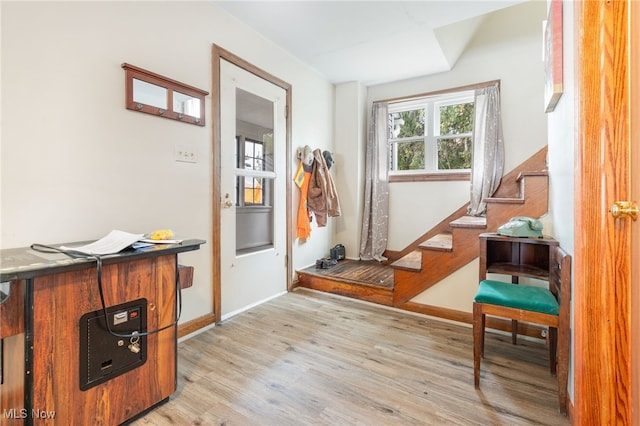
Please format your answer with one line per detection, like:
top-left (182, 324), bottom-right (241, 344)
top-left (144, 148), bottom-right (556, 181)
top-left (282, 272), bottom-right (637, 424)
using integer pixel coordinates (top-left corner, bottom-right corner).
top-left (148, 229), bottom-right (174, 240)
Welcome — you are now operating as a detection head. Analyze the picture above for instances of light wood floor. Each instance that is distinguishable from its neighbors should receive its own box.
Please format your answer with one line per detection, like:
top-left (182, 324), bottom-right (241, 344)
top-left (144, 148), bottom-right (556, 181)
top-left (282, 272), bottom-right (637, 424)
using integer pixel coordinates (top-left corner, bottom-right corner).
top-left (133, 288), bottom-right (569, 425)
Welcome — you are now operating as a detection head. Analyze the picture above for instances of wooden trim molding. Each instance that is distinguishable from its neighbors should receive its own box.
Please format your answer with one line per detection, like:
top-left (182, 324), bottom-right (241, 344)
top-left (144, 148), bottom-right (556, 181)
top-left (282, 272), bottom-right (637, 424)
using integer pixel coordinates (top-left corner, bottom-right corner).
top-left (374, 79), bottom-right (500, 105)
top-left (178, 313), bottom-right (216, 338)
top-left (401, 301), bottom-right (547, 340)
top-left (211, 46), bottom-right (222, 323)
top-left (631, 1), bottom-right (640, 423)
top-left (389, 172), bottom-right (470, 183)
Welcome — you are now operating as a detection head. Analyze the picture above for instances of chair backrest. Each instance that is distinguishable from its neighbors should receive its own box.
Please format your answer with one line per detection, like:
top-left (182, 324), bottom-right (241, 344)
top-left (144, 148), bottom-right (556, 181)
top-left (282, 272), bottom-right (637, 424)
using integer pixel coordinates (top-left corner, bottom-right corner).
top-left (549, 246), bottom-right (571, 322)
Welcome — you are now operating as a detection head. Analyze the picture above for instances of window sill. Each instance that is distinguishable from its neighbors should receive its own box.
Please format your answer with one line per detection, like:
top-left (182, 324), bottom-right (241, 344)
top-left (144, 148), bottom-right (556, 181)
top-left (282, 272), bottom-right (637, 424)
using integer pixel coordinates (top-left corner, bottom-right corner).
top-left (389, 172), bottom-right (471, 183)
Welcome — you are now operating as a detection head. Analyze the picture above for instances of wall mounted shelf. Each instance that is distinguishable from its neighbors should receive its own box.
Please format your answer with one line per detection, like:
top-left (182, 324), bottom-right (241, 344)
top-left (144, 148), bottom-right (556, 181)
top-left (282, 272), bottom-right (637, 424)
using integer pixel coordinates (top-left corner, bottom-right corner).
top-left (122, 63), bottom-right (209, 126)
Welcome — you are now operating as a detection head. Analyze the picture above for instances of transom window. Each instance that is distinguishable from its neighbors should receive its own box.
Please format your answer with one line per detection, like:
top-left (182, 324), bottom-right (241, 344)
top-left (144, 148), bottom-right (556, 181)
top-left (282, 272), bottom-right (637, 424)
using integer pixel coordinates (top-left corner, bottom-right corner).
top-left (388, 90), bottom-right (474, 179)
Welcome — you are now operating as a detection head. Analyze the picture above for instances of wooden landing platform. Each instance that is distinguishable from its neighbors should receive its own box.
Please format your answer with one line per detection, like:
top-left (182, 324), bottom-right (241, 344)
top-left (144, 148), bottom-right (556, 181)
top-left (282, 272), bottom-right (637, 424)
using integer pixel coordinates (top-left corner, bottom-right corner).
top-left (296, 259), bottom-right (394, 306)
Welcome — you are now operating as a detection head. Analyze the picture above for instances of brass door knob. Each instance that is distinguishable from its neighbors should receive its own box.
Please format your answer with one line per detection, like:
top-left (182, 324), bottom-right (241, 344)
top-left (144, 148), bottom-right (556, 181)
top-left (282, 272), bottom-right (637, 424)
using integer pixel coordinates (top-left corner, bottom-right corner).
top-left (223, 193), bottom-right (234, 208)
top-left (610, 201), bottom-right (638, 221)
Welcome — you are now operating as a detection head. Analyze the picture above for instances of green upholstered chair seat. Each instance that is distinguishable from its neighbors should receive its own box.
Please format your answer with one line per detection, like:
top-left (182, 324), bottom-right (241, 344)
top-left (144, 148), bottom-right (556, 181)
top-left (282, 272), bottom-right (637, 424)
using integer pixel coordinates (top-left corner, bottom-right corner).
top-left (474, 280), bottom-right (559, 316)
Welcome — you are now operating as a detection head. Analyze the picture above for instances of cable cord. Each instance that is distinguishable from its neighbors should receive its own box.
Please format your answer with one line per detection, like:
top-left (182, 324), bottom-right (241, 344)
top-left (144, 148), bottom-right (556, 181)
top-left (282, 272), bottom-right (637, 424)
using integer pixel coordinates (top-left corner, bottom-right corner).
top-left (30, 243), bottom-right (182, 338)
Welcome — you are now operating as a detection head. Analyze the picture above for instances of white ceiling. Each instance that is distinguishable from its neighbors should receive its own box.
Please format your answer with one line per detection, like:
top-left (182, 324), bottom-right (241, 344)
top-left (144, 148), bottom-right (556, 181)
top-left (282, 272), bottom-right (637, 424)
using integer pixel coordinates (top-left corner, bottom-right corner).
top-left (214, 0), bottom-right (528, 85)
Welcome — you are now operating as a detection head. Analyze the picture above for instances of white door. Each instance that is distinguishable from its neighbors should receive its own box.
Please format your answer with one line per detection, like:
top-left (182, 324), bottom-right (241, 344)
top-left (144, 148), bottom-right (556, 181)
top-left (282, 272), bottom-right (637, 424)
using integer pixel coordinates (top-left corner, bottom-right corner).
top-left (219, 59), bottom-right (287, 318)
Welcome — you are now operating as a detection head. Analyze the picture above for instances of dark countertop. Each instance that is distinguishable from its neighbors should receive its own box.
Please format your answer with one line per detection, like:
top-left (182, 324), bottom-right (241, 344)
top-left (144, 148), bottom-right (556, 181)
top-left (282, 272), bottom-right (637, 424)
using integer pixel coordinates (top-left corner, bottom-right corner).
top-left (0, 238), bottom-right (206, 282)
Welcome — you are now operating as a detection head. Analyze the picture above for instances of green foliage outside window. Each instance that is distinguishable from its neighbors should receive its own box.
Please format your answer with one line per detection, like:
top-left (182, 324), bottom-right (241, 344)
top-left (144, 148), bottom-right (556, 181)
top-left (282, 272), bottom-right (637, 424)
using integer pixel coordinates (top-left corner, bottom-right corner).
top-left (438, 102), bottom-right (473, 170)
top-left (395, 109), bottom-right (425, 171)
top-left (390, 96), bottom-right (474, 173)
top-left (397, 141), bottom-right (425, 170)
top-left (438, 137), bottom-right (472, 170)
top-left (439, 103), bottom-right (473, 134)
top-left (397, 109), bottom-right (425, 137)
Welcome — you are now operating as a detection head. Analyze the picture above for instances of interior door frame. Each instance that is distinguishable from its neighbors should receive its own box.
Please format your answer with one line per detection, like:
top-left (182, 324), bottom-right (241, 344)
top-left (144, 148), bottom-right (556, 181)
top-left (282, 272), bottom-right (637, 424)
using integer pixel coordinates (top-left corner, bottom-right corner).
top-left (212, 45), bottom-right (293, 323)
top-left (574, 0), bottom-right (635, 423)
top-left (631, 1), bottom-right (639, 422)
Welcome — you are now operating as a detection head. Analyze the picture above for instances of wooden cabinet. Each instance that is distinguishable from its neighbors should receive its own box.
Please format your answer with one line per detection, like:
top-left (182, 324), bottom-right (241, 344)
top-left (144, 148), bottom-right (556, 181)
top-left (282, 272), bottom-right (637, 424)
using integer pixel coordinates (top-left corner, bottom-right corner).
top-left (0, 239), bottom-right (203, 425)
top-left (478, 233), bottom-right (559, 344)
top-left (479, 232), bottom-right (559, 282)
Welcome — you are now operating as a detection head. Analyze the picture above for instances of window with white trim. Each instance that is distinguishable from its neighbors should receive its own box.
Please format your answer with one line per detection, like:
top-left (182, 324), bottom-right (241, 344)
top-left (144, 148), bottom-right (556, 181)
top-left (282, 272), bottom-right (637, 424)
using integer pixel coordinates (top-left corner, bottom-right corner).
top-left (388, 90), bottom-right (474, 178)
top-left (235, 133), bottom-right (274, 207)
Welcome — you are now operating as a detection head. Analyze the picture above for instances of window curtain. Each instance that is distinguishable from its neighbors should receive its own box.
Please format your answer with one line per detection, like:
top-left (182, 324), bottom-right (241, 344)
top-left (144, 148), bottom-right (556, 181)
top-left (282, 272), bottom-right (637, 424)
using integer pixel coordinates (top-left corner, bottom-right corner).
top-left (359, 102), bottom-right (389, 261)
top-left (467, 84), bottom-right (504, 216)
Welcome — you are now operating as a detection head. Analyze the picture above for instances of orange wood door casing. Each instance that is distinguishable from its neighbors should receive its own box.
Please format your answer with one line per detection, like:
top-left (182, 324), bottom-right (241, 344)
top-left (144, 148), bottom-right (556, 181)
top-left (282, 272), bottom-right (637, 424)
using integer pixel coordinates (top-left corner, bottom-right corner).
top-left (630, 1), bottom-right (639, 424)
top-left (574, 0), bottom-right (634, 424)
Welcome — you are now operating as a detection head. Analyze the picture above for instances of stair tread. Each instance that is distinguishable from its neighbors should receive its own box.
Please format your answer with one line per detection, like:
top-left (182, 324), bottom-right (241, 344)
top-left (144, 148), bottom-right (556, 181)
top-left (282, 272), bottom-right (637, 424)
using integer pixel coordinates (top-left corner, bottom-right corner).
top-left (450, 215), bottom-right (487, 228)
top-left (392, 147), bottom-right (549, 307)
top-left (419, 233), bottom-right (453, 252)
top-left (516, 170), bottom-right (548, 182)
top-left (390, 250), bottom-right (422, 272)
top-left (485, 197), bottom-right (525, 204)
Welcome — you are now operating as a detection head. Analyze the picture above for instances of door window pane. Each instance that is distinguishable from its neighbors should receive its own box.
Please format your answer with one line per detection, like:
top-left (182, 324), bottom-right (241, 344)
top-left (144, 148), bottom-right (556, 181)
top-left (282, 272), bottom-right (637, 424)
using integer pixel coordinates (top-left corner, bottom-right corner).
top-left (235, 88), bottom-right (276, 255)
top-left (236, 177), bottom-right (274, 254)
top-left (244, 139), bottom-right (264, 171)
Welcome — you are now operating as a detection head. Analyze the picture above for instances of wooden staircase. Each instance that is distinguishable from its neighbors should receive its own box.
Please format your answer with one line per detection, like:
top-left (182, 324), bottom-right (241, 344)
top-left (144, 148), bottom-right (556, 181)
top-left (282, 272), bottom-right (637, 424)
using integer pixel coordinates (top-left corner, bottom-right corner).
top-left (296, 146), bottom-right (549, 314)
top-left (391, 146), bottom-right (549, 307)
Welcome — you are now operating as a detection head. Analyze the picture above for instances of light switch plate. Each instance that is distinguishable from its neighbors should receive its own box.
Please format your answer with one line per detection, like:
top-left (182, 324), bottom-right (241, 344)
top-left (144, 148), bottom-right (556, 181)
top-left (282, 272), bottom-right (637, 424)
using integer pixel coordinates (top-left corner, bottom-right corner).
top-left (174, 145), bottom-right (197, 163)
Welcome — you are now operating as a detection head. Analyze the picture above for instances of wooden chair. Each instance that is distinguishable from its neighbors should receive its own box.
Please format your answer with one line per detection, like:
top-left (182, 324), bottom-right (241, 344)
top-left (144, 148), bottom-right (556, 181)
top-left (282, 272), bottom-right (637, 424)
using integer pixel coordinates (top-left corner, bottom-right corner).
top-left (473, 246), bottom-right (571, 415)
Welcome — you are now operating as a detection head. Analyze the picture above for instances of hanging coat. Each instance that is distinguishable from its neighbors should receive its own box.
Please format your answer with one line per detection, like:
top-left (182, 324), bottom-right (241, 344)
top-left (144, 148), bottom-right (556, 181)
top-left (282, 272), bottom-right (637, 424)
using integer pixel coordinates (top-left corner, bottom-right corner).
top-left (294, 160), bottom-right (312, 239)
top-left (307, 148), bottom-right (341, 227)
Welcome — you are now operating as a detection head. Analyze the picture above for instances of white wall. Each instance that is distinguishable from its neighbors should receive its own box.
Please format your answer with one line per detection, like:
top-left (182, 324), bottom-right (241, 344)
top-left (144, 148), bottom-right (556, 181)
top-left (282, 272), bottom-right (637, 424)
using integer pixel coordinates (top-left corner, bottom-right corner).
top-left (546, 0), bottom-right (575, 403)
top-left (1, 1), bottom-right (334, 324)
top-left (291, 84), bottom-right (336, 268)
top-left (332, 82), bottom-right (367, 260)
top-left (547, 4), bottom-right (574, 256)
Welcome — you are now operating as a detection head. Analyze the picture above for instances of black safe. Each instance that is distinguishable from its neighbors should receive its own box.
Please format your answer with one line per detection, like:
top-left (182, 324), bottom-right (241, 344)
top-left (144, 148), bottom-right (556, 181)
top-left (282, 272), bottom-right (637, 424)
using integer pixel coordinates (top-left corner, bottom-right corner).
top-left (79, 298), bottom-right (147, 391)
